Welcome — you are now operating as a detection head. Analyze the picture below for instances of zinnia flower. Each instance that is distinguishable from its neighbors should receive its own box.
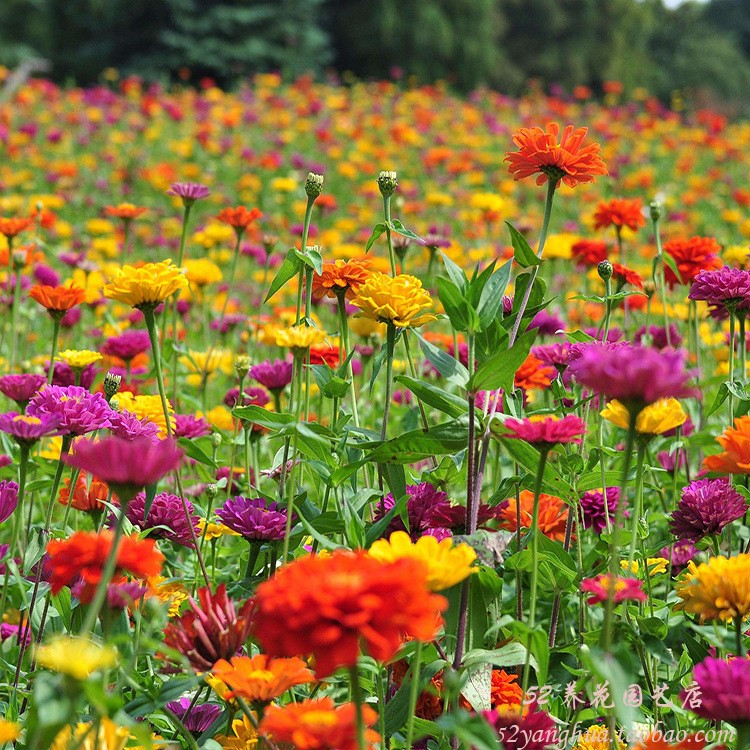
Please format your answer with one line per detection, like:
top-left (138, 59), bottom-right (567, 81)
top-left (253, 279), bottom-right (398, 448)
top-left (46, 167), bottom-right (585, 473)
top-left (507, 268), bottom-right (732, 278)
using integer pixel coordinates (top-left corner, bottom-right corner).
top-left (670, 478), bottom-right (747, 542)
top-left (572, 239), bottom-right (609, 267)
top-left (514, 354), bottom-right (555, 391)
top-left (28, 283), bottom-right (85, 313)
top-left (47, 531), bottom-right (164, 603)
top-left (631, 732), bottom-right (711, 749)
top-left (593, 198), bottom-right (645, 232)
top-left (663, 236), bottom-right (722, 287)
top-left (688, 265), bottom-right (750, 310)
top-left (0, 480), bottom-right (18, 524)
top-left (103, 259), bottom-right (188, 309)
top-left (215, 496), bottom-right (288, 541)
top-left (703, 416), bottom-right (750, 474)
top-left (27, 385), bottom-right (112, 436)
top-left (0, 373), bottom-right (46, 407)
top-left (482, 703), bottom-right (558, 750)
top-left (504, 414), bottom-right (586, 447)
top-left (260, 697), bottom-right (379, 750)
top-left (675, 553), bottom-right (750, 622)
top-left (312, 259), bottom-right (371, 301)
top-left (504, 122), bottom-right (607, 188)
top-left (58, 471), bottom-right (109, 512)
top-left (249, 358), bottom-right (293, 392)
top-left (216, 206), bottom-right (262, 236)
top-left (63, 436), bottom-right (183, 501)
top-left (102, 330), bottom-right (151, 361)
top-left (0, 217), bottom-right (32, 238)
top-left (579, 487), bottom-right (621, 534)
top-left (58, 349), bottom-right (102, 370)
top-left (274, 325), bottom-right (327, 353)
top-left (167, 181), bottom-right (211, 205)
top-left (0, 412), bottom-right (60, 445)
top-left (105, 203), bottom-right (147, 221)
top-left (351, 272), bottom-right (436, 328)
top-left (581, 574), bottom-right (647, 605)
top-left (252, 550), bottom-right (446, 677)
top-left (212, 654), bottom-right (314, 703)
top-left (163, 584), bottom-right (254, 671)
top-left (368, 530), bottom-right (476, 590)
top-left (165, 697), bottom-right (222, 734)
top-left (372, 481), bottom-right (452, 540)
top-left (497, 490), bottom-right (568, 541)
top-left (125, 491), bottom-right (200, 547)
top-left (686, 656), bottom-right (750, 723)
top-left (601, 398), bottom-right (686, 436)
top-left (37, 635), bottom-right (117, 680)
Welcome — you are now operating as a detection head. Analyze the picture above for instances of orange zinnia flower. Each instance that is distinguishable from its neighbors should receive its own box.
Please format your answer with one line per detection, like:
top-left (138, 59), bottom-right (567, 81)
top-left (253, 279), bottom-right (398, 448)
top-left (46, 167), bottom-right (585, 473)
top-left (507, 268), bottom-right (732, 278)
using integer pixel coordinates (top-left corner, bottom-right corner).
top-left (47, 530), bottom-right (164, 603)
top-left (497, 490), bottom-right (568, 542)
top-left (216, 206), bottom-right (262, 234)
top-left (663, 236), bottom-right (722, 287)
top-left (104, 203), bottom-right (147, 221)
top-left (0, 217), bottom-right (33, 239)
top-left (505, 122), bottom-right (607, 188)
top-left (631, 733), bottom-right (710, 749)
top-left (212, 654), bottom-right (314, 703)
top-left (514, 354), bottom-right (555, 391)
top-left (703, 416), bottom-right (750, 474)
top-left (491, 669), bottom-right (524, 710)
top-left (311, 259), bottom-right (371, 301)
top-left (58, 471), bottom-right (110, 512)
top-left (29, 284), bottom-right (86, 313)
top-left (251, 550), bottom-right (446, 677)
top-left (593, 198), bottom-right (645, 232)
top-left (260, 697), bottom-right (379, 750)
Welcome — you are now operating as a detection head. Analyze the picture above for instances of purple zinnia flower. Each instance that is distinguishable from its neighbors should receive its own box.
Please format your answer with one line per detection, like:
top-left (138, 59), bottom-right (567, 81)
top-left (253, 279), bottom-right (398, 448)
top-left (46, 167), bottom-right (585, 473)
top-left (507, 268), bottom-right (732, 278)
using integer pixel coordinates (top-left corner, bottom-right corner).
top-left (174, 414), bottom-right (211, 439)
top-left (125, 491), bottom-right (200, 547)
top-left (528, 309), bottom-right (565, 337)
top-left (0, 373), bottom-right (46, 408)
top-left (224, 386), bottom-right (270, 408)
top-left (165, 697), bottom-right (222, 734)
top-left (688, 265), bottom-right (750, 310)
top-left (659, 540), bottom-right (698, 572)
top-left (582, 326), bottom-right (622, 342)
top-left (0, 480), bottom-right (18, 524)
top-left (47, 361), bottom-right (98, 389)
top-left (210, 313), bottom-right (247, 334)
top-left (579, 487), bottom-right (621, 534)
top-left (373, 482), bottom-right (452, 540)
top-left (215, 496), bottom-right (288, 541)
top-left (27, 385), bottom-right (112, 436)
top-left (634, 324), bottom-right (682, 350)
top-left (670, 478), bottom-right (747, 542)
top-left (532, 342), bottom-right (570, 370)
top-left (108, 410), bottom-right (161, 442)
top-left (249, 359), bottom-right (293, 392)
top-left (71, 578), bottom-right (147, 609)
top-left (482, 703), bottom-right (557, 750)
top-left (102, 330), bottom-right (152, 361)
top-left (33, 264), bottom-right (60, 287)
top-left (568, 343), bottom-right (699, 407)
top-left (687, 656), bottom-right (750, 723)
top-left (0, 412), bottom-right (60, 445)
top-left (167, 182), bottom-right (211, 205)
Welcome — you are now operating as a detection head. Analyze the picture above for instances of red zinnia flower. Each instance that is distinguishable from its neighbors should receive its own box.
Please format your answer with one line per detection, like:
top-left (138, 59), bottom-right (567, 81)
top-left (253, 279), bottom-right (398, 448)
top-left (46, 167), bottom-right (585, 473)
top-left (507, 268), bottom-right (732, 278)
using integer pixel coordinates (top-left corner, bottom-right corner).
top-left (514, 354), bottom-right (555, 391)
top-left (47, 530), bottom-right (164, 602)
top-left (216, 206), bottom-right (262, 235)
top-left (504, 415), bottom-right (586, 447)
top-left (593, 198), bottom-right (646, 232)
top-left (611, 262), bottom-right (644, 289)
top-left (663, 236), bottom-right (722, 287)
top-left (571, 239), bottom-right (608, 267)
top-left (252, 551), bottom-right (446, 677)
top-left (58, 470), bottom-right (111, 512)
top-left (505, 123), bottom-right (607, 188)
top-left (581, 573), bottom-right (647, 605)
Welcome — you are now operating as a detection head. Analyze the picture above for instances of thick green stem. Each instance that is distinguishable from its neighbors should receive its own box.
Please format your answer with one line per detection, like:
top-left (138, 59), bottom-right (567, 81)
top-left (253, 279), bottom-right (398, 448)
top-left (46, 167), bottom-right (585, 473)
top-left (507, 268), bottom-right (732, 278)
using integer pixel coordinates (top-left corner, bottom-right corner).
top-left (295, 199), bottom-right (315, 324)
top-left (730, 309), bottom-right (737, 421)
top-left (383, 196), bottom-right (396, 275)
top-left (337, 292), bottom-right (359, 427)
top-left (736, 615), bottom-right (744, 657)
top-left (651, 211), bottom-right (671, 347)
top-left (281, 353), bottom-right (305, 564)
top-left (381, 324), bottom-right (396, 441)
top-left (349, 664), bottom-right (367, 750)
top-left (47, 315), bottom-right (62, 385)
top-left (627, 442), bottom-right (648, 566)
top-left (404, 641), bottom-right (422, 750)
top-left (9, 258), bottom-right (23, 373)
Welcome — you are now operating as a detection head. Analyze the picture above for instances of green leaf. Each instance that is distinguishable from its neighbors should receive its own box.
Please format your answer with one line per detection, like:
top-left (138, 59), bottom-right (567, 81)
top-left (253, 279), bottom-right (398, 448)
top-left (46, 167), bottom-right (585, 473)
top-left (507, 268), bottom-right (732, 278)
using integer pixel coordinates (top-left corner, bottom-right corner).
top-left (265, 247), bottom-right (303, 302)
top-left (416, 331), bottom-right (469, 387)
top-left (440, 250), bottom-right (468, 292)
top-left (365, 222), bottom-right (387, 252)
top-left (566, 329), bottom-right (597, 344)
top-left (367, 417), bottom-right (470, 463)
top-left (177, 437), bottom-right (218, 469)
top-left (366, 491), bottom-right (408, 545)
top-left (437, 276), bottom-right (475, 333)
top-left (232, 404), bottom-right (294, 427)
top-left (495, 437), bottom-right (574, 496)
top-left (395, 376), bottom-right (468, 418)
top-left (476, 260), bottom-right (512, 329)
top-left (662, 252), bottom-right (684, 285)
top-left (469, 329), bottom-right (536, 392)
top-left (436, 712), bottom-right (501, 750)
top-left (505, 621), bottom-right (549, 685)
top-left (390, 219), bottom-right (423, 244)
top-left (506, 221), bottom-right (543, 267)
top-left (706, 382), bottom-right (730, 417)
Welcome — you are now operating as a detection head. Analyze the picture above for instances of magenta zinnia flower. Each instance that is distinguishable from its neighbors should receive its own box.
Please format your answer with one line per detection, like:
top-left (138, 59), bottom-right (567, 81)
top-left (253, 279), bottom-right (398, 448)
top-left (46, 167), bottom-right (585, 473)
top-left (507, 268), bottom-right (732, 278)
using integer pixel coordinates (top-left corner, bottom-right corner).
top-left (579, 487), bottom-right (621, 534)
top-left (532, 342), bottom-right (570, 370)
top-left (0, 480), bottom-right (18, 524)
top-left (249, 358), bottom-right (293, 392)
top-left (125, 491), bottom-right (200, 547)
top-left (102, 330), bottom-right (152, 361)
top-left (27, 385), bottom-right (112, 436)
top-left (0, 412), bottom-right (60, 445)
top-left (167, 182), bottom-right (211, 205)
top-left (482, 703), bottom-right (557, 750)
top-left (215, 496), bottom-right (288, 541)
top-left (108, 410), bottom-right (161, 442)
top-left (165, 698), bottom-right (222, 734)
top-left (659, 540), bottom-right (698, 572)
top-left (581, 574), bottom-right (647, 605)
top-left (63, 436), bottom-right (183, 500)
top-left (687, 656), bottom-right (750, 723)
top-left (373, 482), bottom-right (452, 541)
top-left (504, 415), bottom-right (586, 446)
top-left (670, 478), bottom-right (747, 542)
top-left (568, 343), bottom-right (698, 407)
top-left (174, 414), bottom-right (211, 439)
top-left (634, 324), bottom-right (682, 350)
top-left (688, 266), bottom-right (750, 310)
top-left (0, 373), bottom-right (46, 408)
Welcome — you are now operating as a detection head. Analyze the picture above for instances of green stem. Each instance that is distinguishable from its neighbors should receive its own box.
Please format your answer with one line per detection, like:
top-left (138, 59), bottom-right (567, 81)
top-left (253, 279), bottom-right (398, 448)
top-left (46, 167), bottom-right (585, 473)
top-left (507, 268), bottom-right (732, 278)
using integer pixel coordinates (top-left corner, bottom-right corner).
top-left (508, 180), bottom-right (556, 347)
top-left (381, 324), bottom-right (396, 441)
top-left (651, 211), bottom-right (671, 347)
top-left (735, 723), bottom-right (750, 750)
top-left (740, 313), bottom-right (747, 385)
top-left (47, 315), bottom-right (62, 385)
top-left (627, 442), bottom-right (648, 566)
top-left (349, 664), bottom-right (367, 750)
top-left (337, 292), bottom-right (359, 427)
top-left (281, 353), bottom-right (305, 564)
top-left (9, 259), bottom-right (23, 373)
top-left (730, 309), bottom-right (737, 422)
top-left (295, 199), bottom-right (315, 324)
top-left (404, 641), bottom-right (422, 750)
top-left (736, 615), bottom-right (744, 657)
top-left (383, 196), bottom-right (396, 275)
top-left (171, 202), bottom-right (193, 406)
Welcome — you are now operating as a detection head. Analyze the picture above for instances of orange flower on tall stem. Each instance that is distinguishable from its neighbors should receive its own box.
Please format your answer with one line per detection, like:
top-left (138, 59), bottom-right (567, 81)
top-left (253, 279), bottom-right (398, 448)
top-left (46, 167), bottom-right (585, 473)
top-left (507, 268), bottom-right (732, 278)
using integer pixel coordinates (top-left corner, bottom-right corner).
top-left (703, 416), bottom-right (750, 474)
top-left (260, 697), bottom-right (380, 750)
top-left (312, 259), bottom-right (371, 301)
top-left (0, 217), bottom-right (33, 240)
top-left (217, 206), bottom-right (263, 236)
top-left (497, 490), bottom-right (569, 542)
top-left (212, 654), bottom-right (314, 703)
top-left (104, 203), bottom-right (147, 221)
top-left (505, 123), bottom-right (607, 188)
top-left (593, 198), bottom-right (646, 232)
top-left (29, 284), bottom-right (86, 314)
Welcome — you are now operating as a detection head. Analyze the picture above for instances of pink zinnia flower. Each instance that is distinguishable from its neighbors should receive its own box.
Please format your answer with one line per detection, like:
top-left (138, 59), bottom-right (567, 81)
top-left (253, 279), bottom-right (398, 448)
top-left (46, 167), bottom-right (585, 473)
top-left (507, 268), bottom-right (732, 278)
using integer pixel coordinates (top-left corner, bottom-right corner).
top-left (167, 182), bottom-right (211, 206)
top-left (504, 415), bottom-right (586, 446)
top-left (687, 657), bottom-right (750, 723)
top-left (0, 373), bottom-right (46, 408)
top-left (63, 436), bottom-right (183, 501)
top-left (27, 385), bottom-right (111, 436)
top-left (581, 574), bottom-right (647, 605)
top-left (0, 412), bottom-right (60, 445)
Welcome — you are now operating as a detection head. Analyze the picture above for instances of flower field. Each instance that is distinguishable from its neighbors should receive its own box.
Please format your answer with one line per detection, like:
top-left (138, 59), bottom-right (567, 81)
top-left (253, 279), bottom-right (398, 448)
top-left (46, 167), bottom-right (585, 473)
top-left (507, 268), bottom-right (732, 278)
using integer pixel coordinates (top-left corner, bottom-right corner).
top-left (0, 72), bottom-right (750, 749)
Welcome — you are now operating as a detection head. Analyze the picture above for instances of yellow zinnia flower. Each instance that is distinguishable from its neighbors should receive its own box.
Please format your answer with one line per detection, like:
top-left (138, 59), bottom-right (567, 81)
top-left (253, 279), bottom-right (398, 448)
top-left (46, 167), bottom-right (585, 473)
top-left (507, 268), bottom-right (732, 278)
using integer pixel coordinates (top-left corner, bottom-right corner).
top-left (368, 530), bottom-right (477, 591)
top-left (184, 258), bottom-right (223, 287)
top-left (111, 392), bottom-right (175, 437)
top-left (601, 398), bottom-right (686, 436)
top-left (198, 518), bottom-right (241, 541)
top-left (102, 259), bottom-right (188, 309)
top-left (572, 725), bottom-right (624, 750)
top-left (58, 349), bottom-right (103, 370)
top-left (37, 635), bottom-right (117, 680)
top-left (620, 557), bottom-right (669, 577)
top-left (52, 717), bottom-right (153, 750)
top-left (148, 576), bottom-right (190, 618)
top-left (0, 719), bottom-right (20, 743)
top-left (216, 714), bottom-right (258, 749)
top-left (351, 272), bottom-right (436, 328)
top-left (675, 554), bottom-right (750, 622)
top-left (274, 325), bottom-right (327, 352)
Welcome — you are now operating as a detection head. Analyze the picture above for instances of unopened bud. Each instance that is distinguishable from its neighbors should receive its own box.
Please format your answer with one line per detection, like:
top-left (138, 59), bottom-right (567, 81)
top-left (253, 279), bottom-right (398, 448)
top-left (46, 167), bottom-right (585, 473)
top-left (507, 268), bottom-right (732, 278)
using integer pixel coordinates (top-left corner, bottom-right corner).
top-left (305, 172), bottom-right (324, 200)
top-left (643, 280), bottom-right (656, 298)
top-left (210, 432), bottom-right (222, 448)
top-left (597, 260), bottom-right (613, 281)
top-left (103, 372), bottom-right (122, 401)
top-left (205, 483), bottom-right (219, 500)
top-left (649, 200), bottom-right (662, 223)
top-left (378, 170), bottom-right (398, 198)
top-left (235, 355), bottom-right (252, 380)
